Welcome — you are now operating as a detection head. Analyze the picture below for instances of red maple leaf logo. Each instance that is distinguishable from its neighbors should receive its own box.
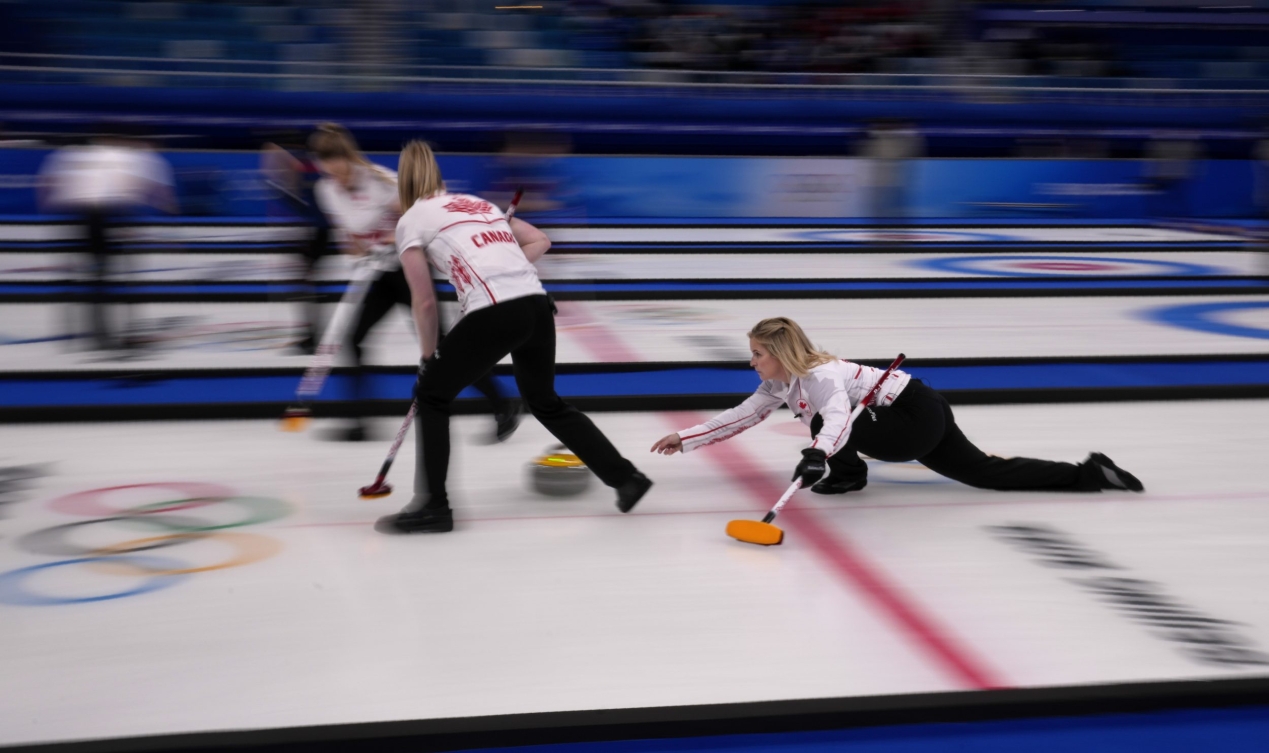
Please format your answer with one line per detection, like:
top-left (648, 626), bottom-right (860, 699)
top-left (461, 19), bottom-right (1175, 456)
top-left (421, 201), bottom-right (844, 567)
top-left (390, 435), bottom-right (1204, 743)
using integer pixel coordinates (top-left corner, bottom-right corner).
top-left (449, 257), bottom-right (473, 295)
top-left (443, 197), bottom-right (494, 215)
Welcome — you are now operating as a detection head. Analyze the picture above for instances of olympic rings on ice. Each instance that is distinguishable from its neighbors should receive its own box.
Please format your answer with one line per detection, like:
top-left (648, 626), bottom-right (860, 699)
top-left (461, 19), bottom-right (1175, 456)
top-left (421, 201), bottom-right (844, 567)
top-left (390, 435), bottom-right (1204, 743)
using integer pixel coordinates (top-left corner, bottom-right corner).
top-left (0, 482), bottom-right (291, 606)
top-left (126, 496), bottom-right (291, 531)
top-left (49, 482), bottom-right (235, 518)
top-left (16, 516), bottom-right (207, 558)
top-left (0, 556), bottom-right (189, 605)
top-left (88, 532), bottom-right (283, 576)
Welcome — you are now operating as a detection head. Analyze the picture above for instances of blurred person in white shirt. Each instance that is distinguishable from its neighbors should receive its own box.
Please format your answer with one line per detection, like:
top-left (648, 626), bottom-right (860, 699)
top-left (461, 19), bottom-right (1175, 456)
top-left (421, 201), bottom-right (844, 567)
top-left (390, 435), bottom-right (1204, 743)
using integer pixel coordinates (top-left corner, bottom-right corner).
top-left (862, 119), bottom-right (923, 223)
top-left (309, 124), bottom-right (516, 442)
top-left (260, 129), bottom-right (332, 355)
top-left (38, 129), bottom-right (176, 351)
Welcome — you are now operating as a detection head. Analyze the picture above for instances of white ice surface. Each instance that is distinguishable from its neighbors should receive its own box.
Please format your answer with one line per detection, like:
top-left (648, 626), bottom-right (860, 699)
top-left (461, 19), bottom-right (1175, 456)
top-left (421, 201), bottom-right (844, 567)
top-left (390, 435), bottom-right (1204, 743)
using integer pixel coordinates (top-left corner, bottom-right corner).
top-left (1, 402), bottom-right (1268, 746)
top-left (5, 294), bottom-right (1269, 373)
top-left (546, 226), bottom-right (1241, 245)
top-left (0, 224), bottom-right (1241, 245)
top-left (3, 250), bottom-right (1261, 282)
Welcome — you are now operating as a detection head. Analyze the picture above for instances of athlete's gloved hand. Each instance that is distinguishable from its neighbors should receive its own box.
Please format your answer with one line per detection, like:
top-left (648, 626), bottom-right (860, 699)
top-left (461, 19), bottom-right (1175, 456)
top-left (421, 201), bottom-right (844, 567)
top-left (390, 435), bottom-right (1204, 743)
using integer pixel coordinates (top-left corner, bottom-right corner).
top-left (413, 354), bottom-right (437, 400)
top-left (792, 448), bottom-right (828, 486)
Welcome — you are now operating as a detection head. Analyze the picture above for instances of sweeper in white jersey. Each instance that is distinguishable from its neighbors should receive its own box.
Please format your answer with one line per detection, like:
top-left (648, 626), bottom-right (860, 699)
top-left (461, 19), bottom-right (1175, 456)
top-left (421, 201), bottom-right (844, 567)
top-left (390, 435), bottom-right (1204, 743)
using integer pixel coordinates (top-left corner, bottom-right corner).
top-left (378, 140), bottom-right (652, 534)
top-left (652, 317), bottom-right (1143, 495)
top-left (310, 124), bottom-right (516, 442)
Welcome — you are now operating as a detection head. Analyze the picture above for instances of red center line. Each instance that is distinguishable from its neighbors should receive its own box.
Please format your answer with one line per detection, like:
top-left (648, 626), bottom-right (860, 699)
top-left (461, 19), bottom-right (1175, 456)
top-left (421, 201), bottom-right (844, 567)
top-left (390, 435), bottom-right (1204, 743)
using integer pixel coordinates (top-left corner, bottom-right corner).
top-left (554, 300), bottom-right (644, 362)
top-left (682, 412), bottom-right (1006, 691)
top-left (557, 299), bottom-right (1004, 690)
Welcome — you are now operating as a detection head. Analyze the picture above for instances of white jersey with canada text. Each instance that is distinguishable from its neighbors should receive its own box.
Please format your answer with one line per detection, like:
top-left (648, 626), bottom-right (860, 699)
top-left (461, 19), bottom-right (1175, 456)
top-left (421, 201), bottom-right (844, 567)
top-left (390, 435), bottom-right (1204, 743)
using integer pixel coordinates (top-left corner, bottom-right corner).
top-left (314, 163), bottom-right (400, 272)
top-left (395, 191), bottom-right (546, 317)
top-left (678, 360), bottom-right (912, 457)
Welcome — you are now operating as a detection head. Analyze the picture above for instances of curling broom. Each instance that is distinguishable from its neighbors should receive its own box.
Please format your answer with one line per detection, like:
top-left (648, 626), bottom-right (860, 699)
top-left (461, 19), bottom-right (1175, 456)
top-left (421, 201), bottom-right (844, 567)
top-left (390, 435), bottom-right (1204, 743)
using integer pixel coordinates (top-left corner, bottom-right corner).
top-left (358, 400), bottom-right (417, 499)
top-left (355, 187), bottom-right (525, 496)
top-left (279, 261), bottom-right (377, 432)
top-left (725, 353), bottom-right (906, 546)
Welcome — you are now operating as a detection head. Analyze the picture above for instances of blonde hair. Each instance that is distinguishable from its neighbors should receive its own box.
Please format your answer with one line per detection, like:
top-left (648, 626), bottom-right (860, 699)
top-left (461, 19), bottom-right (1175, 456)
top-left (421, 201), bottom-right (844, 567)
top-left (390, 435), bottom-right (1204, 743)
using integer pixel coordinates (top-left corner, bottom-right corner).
top-left (308, 123), bottom-right (372, 167)
top-left (747, 317), bottom-right (836, 378)
top-left (308, 122), bottom-right (395, 190)
top-left (397, 140), bottom-right (446, 209)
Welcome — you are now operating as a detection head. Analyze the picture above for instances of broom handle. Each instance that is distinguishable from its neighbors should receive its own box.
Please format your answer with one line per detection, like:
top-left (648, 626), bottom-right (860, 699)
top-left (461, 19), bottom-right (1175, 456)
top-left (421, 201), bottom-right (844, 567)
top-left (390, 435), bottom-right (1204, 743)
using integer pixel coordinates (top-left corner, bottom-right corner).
top-left (368, 400), bottom-right (417, 488)
top-left (506, 186), bottom-right (524, 219)
top-left (764, 353), bottom-right (907, 522)
top-left (364, 189), bottom-right (524, 488)
top-left (762, 480), bottom-right (802, 523)
top-left (295, 261), bottom-right (377, 400)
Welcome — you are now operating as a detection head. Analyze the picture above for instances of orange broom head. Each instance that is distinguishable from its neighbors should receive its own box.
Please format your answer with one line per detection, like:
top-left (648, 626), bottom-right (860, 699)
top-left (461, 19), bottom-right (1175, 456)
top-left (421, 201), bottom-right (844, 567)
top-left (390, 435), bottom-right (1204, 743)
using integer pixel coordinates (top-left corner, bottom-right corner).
top-left (726, 519), bottom-right (784, 546)
top-left (279, 408), bottom-right (311, 433)
top-left (358, 485), bottom-right (393, 500)
top-left (279, 415), bottom-right (310, 432)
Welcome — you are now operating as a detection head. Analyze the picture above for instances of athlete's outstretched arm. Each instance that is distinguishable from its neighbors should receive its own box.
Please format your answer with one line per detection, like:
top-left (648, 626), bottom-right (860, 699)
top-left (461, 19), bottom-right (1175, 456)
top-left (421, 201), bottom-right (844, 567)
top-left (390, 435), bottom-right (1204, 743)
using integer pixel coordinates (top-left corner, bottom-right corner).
top-left (671, 383), bottom-right (785, 453)
top-left (511, 217), bottom-right (551, 262)
top-left (651, 433), bottom-right (683, 455)
top-left (400, 246), bottom-right (439, 359)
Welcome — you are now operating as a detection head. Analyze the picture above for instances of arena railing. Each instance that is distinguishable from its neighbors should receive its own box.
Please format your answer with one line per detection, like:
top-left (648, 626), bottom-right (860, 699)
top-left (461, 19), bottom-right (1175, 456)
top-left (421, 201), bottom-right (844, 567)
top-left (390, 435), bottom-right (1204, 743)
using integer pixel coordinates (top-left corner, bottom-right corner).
top-left (2, 52), bottom-right (1269, 105)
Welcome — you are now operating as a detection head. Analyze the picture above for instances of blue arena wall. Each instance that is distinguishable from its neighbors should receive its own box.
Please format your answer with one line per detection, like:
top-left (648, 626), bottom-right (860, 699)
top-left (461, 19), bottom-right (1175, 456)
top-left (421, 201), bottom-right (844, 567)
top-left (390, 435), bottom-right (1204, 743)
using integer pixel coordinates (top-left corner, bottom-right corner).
top-left (0, 82), bottom-right (1254, 135)
top-left (1, 148), bottom-right (1258, 219)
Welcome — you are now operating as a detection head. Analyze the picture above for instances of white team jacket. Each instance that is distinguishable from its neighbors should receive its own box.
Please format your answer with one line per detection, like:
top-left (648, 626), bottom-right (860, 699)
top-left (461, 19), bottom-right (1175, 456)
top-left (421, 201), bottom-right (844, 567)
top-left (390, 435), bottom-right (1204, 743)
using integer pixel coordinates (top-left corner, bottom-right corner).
top-left (395, 191), bottom-right (546, 317)
top-left (678, 360), bottom-right (912, 457)
top-left (314, 163), bottom-right (400, 272)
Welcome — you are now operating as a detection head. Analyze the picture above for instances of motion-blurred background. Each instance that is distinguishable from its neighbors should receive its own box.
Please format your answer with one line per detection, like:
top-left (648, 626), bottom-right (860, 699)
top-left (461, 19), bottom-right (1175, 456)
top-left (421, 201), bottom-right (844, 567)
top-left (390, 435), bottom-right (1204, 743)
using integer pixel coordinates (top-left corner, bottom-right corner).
top-left (3, 1), bottom-right (1269, 751)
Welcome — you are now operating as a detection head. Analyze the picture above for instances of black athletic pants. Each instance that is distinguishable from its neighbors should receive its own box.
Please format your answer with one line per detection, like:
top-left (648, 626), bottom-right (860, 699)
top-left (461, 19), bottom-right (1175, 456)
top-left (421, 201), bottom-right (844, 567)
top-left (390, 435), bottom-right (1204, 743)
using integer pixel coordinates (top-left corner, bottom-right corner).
top-left (812, 380), bottom-right (1103, 491)
top-left (295, 223), bottom-right (331, 349)
top-left (347, 268), bottom-right (506, 419)
top-left (413, 294), bottom-right (637, 503)
top-left (83, 209), bottom-right (115, 350)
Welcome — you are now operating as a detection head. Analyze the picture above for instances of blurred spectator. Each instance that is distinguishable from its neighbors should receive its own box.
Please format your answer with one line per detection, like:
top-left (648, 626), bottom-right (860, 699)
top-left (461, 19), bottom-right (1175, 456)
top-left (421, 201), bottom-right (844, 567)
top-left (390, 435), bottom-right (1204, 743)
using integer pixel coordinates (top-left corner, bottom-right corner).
top-left (38, 130), bottom-right (176, 352)
top-left (861, 119), bottom-right (924, 221)
top-left (587, 1), bottom-right (935, 74)
top-left (493, 131), bottom-right (573, 217)
top-left (260, 130), bottom-right (332, 354)
top-left (1145, 132), bottom-right (1201, 220)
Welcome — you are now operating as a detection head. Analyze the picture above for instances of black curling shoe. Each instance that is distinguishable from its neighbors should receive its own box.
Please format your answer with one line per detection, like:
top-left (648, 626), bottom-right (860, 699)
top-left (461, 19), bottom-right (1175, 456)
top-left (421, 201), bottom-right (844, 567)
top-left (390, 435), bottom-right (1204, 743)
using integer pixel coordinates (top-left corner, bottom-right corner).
top-left (615, 471), bottom-right (653, 513)
top-left (1087, 453), bottom-right (1144, 492)
top-left (494, 409), bottom-right (520, 443)
top-left (333, 424), bottom-right (367, 442)
top-left (375, 506), bottom-right (454, 534)
top-left (810, 476), bottom-right (868, 495)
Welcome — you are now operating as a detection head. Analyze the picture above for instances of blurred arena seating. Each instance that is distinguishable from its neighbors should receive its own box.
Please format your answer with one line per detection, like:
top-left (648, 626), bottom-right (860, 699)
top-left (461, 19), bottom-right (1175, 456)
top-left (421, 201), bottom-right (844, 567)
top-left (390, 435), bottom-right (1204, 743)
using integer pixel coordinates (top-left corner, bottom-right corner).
top-left (4, 0), bottom-right (1269, 83)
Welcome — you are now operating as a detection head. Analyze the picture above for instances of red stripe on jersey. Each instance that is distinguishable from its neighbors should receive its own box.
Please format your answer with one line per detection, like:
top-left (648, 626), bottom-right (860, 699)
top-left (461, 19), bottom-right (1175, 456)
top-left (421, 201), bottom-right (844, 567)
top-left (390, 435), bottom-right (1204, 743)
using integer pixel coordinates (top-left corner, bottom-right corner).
top-left (686, 407), bottom-right (774, 448)
top-left (681, 409), bottom-right (763, 441)
top-left (437, 217), bottom-right (509, 235)
top-left (821, 415), bottom-right (855, 454)
top-left (854, 365), bottom-right (862, 379)
top-left (456, 250), bottom-right (497, 305)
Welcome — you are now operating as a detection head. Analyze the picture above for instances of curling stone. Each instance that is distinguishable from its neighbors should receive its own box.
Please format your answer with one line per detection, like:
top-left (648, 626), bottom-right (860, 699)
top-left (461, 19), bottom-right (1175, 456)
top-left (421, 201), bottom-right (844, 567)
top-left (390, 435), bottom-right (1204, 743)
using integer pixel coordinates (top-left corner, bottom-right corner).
top-left (528, 447), bottom-right (592, 497)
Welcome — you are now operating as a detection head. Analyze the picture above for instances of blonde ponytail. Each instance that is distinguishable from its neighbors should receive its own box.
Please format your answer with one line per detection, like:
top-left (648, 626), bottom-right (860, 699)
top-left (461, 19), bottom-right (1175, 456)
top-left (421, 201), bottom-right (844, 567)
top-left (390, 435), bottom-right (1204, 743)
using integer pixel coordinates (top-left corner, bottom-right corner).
top-left (397, 140), bottom-right (446, 210)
